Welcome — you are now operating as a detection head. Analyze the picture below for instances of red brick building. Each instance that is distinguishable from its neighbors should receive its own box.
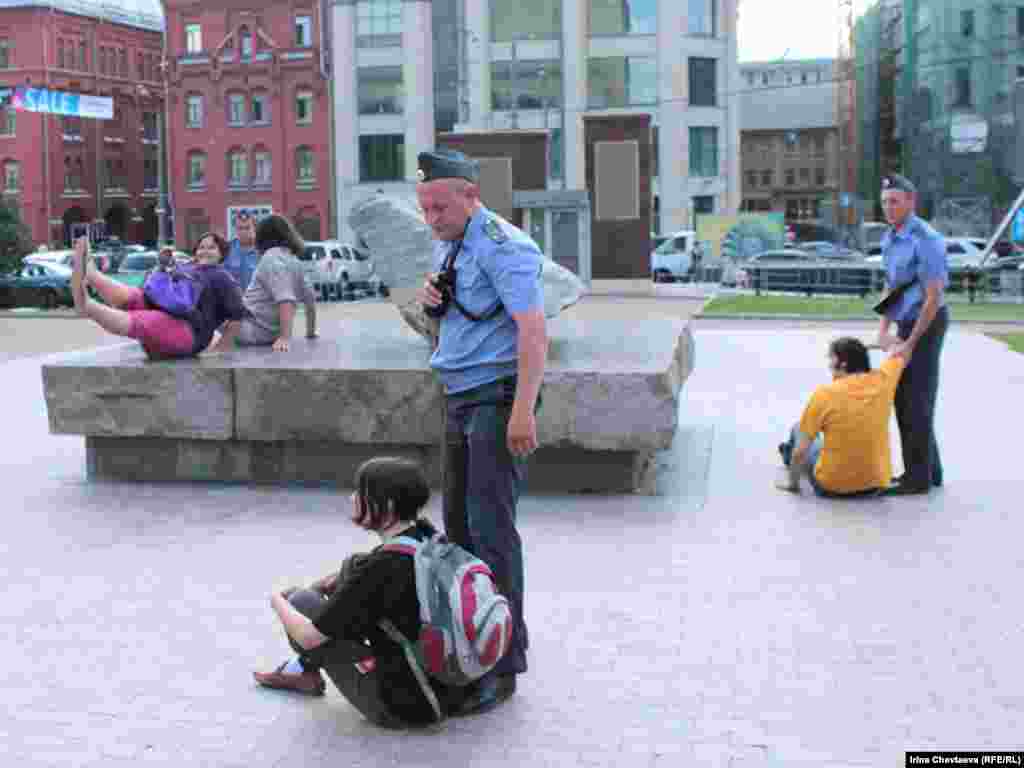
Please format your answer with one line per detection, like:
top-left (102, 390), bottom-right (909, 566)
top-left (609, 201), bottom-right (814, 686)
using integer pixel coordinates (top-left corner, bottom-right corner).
top-left (0, 0), bottom-right (165, 247)
top-left (164, 0), bottom-right (332, 247)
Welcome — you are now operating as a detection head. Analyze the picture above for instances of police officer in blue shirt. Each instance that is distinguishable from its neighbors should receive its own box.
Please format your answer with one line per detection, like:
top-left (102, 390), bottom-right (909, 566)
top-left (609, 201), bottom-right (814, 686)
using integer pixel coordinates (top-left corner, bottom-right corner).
top-left (417, 149), bottom-right (547, 715)
top-left (876, 174), bottom-right (949, 495)
top-left (223, 211), bottom-right (259, 291)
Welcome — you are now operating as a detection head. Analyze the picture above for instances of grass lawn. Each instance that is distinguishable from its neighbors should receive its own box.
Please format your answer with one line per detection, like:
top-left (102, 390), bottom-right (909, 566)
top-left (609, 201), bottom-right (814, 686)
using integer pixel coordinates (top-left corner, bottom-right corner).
top-left (987, 333), bottom-right (1024, 354)
top-left (701, 294), bottom-right (1024, 323)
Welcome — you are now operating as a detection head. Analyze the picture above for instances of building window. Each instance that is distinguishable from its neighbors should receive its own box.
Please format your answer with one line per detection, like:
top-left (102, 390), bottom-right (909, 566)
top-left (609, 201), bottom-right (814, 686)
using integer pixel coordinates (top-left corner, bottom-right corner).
top-left (64, 155), bottom-right (84, 191)
top-left (4, 160), bottom-right (19, 191)
top-left (491, 60), bottom-right (561, 110)
top-left (815, 168), bottom-right (826, 186)
top-left (693, 195), bottom-right (714, 215)
top-left (785, 169), bottom-right (795, 186)
top-left (359, 134), bottom-right (403, 181)
top-left (119, 48), bottom-right (127, 76)
top-left (688, 57), bottom-right (717, 107)
top-left (228, 93), bottom-right (246, 126)
top-left (228, 150), bottom-right (248, 187)
top-left (954, 67), bottom-right (971, 107)
top-left (588, 56), bottom-right (657, 108)
top-left (761, 170), bottom-right (772, 186)
top-left (251, 92), bottom-right (269, 125)
top-left (589, 0), bottom-right (656, 35)
top-left (1019, 7), bottom-right (1024, 37)
top-left (688, 0), bottom-right (716, 37)
top-left (295, 90), bottom-right (313, 124)
top-left (358, 67), bottom-right (404, 114)
top-left (799, 167), bottom-right (810, 185)
top-left (550, 126), bottom-right (563, 179)
top-left (104, 156), bottom-right (126, 190)
top-left (79, 40), bottom-right (87, 70)
top-left (99, 47), bottom-right (106, 75)
top-left (187, 151), bottom-right (206, 187)
top-left (961, 10), bottom-right (974, 38)
top-left (186, 94), bottom-right (203, 128)
top-left (143, 147), bottom-right (158, 190)
top-left (295, 146), bottom-right (316, 186)
top-left (491, 0), bottom-right (561, 42)
top-left (62, 116), bottom-right (83, 140)
top-left (813, 134), bottom-right (825, 155)
top-left (295, 15), bottom-right (312, 47)
top-left (688, 127), bottom-right (718, 177)
top-left (186, 24), bottom-right (202, 54)
top-left (141, 112), bottom-right (158, 141)
top-left (253, 150), bottom-right (272, 187)
top-left (746, 171), bottom-right (757, 188)
top-left (0, 39), bottom-right (11, 69)
top-left (240, 27), bottom-right (253, 60)
top-left (57, 39), bottom-right (66, 69)
top-left (356, 0), bottom-right (402, 47)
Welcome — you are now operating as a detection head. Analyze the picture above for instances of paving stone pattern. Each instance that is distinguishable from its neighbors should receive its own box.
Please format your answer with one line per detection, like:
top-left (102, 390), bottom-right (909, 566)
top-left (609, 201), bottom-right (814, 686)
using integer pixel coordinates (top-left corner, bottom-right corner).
top-left (2, 324), bottom-right (1022, 766)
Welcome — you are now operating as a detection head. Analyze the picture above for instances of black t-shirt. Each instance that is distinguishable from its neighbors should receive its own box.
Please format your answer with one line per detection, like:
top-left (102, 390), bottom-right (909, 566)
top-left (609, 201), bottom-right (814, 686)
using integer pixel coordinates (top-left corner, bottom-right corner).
top-left (184, 265), bottom-right (247, 353)
top-left (312, 520), bottom-right (455, 725)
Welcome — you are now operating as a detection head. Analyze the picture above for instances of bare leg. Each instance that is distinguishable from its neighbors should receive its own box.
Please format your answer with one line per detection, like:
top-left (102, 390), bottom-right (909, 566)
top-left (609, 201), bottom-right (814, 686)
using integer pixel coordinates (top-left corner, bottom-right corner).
top-left (72, 240), bottom-right (135, 337)
top-left (85, 263), bottom-right (139, 308)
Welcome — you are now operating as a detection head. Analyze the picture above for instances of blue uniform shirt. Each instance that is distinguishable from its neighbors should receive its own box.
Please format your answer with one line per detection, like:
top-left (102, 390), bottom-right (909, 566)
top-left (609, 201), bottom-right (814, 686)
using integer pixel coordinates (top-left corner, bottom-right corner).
top-left (429, 206), bottom-right (545, 395)
top-left (223, 239), bottom-right (260, 292)
top-left (881, 214), bottom-right (948, 324)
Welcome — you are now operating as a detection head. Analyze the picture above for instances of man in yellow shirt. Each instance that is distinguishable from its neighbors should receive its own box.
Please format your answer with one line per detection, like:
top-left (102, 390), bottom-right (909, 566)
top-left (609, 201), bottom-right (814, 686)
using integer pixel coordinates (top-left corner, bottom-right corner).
top-left (776, 337), bottom-right (908, 497)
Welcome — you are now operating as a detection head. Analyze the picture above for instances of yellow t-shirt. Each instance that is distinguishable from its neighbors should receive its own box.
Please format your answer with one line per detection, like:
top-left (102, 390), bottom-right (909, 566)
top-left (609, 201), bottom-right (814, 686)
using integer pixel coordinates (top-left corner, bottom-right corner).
top-left (798, 357), bottom-right (906, 494)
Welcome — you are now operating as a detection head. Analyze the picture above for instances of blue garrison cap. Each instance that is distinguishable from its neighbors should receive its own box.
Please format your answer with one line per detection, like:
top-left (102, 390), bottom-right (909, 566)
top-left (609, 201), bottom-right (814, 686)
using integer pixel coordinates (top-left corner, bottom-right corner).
top-left (881, 173), bottom-right (917, 195)
top-left (416, 149), bottom-right (480, 184)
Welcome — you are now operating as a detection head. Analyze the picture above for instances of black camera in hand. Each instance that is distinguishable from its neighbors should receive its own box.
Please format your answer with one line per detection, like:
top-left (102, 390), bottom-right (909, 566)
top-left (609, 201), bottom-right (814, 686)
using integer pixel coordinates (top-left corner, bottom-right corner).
top-left (424, 269), bottom-right (456, 318)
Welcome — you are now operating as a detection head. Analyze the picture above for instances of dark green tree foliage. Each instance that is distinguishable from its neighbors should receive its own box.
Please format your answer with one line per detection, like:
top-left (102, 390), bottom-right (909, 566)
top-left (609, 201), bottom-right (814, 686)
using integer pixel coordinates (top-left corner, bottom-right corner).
top-left (0, 201), bottom-right (33, 274)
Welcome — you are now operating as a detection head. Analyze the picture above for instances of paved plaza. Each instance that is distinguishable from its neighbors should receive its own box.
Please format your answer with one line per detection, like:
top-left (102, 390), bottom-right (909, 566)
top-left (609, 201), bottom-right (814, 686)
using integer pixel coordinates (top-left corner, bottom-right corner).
top-left (2, 301), bottom-right (1022, 767)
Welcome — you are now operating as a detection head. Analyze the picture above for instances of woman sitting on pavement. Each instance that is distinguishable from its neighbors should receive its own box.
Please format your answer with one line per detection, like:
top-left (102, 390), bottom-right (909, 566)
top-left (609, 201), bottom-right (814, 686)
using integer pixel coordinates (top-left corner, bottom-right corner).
top-left (254, 457), bottom-right (461, 728)
top-left (209, 214), bottom-right (317, 353)
top-left (70, 234), bottom-right (246, 360)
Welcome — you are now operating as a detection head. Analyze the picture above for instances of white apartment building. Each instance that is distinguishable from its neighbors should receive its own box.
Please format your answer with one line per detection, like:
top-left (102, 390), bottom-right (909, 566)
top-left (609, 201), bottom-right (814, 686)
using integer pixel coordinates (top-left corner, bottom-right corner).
top-left (331, 0), bottom-right (739, 241)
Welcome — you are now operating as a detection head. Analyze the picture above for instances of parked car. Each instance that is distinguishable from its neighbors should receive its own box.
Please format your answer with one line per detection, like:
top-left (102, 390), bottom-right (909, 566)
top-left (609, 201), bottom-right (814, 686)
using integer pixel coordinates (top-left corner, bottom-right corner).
top-left (117, 252), bottom-right (160, 274)
top-left (0, 263), bottom-right (74, 309)
top-left (24, 249), bottom-right (75, 268)
top-left (795, 241), bottom-right (862, 260)
top-left (299, 240), bottom-right (385, 297)
top-left (651, 229), bottom-right (699, 282)
top-left (864, 238), bottom-right (984, 268)
top-left (736, 249), bottom-right (818, 289)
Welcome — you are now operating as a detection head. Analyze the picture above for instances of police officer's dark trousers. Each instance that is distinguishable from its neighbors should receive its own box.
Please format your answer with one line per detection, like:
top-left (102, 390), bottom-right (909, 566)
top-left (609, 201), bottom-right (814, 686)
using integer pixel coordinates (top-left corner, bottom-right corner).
top-left (895, 305), bottom-right (948, 489)
top-left (443, 375), bottom-right (529, 676)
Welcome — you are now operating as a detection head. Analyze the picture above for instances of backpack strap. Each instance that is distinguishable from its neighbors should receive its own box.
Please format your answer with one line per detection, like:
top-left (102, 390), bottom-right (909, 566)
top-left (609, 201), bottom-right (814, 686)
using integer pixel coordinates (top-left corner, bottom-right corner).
top-left (378, 619), bottom-right (444, 723)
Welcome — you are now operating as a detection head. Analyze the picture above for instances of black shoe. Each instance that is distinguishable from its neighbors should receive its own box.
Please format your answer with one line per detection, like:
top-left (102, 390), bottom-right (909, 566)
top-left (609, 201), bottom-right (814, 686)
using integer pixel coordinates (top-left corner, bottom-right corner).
top-left (892, 474), bottom-right (904, 485)
top-left (453, 675), bottom-right (516, 717)
top-left (883, 481), bottom-right (930, 496)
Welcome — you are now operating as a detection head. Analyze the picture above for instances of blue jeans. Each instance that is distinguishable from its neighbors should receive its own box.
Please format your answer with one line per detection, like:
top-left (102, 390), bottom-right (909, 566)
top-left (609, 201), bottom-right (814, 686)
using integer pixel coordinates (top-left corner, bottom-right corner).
top-left (443, 376), bottom-right (535, 676)
top-left (784, 425), bottom-right (881, 499)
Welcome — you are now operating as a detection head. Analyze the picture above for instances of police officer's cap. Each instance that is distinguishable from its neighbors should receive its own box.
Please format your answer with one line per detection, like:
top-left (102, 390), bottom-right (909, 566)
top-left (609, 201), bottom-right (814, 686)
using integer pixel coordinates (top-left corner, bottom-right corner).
top-left (416, 149), bottom-right (480, 184)
top-left (881, 173), bottom-right (917, 195)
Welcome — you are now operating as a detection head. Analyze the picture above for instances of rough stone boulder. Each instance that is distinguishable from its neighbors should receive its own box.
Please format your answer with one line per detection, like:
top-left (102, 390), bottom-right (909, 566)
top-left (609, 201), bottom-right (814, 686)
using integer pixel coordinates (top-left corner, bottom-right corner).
top-left (348, 193), bottom-right (586, 344)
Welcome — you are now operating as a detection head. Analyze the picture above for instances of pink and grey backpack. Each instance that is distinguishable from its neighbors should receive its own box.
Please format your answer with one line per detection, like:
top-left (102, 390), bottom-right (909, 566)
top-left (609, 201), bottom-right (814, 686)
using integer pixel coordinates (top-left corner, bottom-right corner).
top-left (379, 533), bottom-right (513, 690)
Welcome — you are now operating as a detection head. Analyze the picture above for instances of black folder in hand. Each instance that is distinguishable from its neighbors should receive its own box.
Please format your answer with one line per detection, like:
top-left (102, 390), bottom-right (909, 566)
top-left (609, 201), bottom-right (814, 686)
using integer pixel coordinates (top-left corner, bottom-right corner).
top-left (872, 279), bottom-right (917, 316)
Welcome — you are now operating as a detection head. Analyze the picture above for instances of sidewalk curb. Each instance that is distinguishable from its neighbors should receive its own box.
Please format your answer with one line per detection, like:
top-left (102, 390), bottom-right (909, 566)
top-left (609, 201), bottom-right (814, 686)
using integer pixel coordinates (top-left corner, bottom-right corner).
top-left (696, 313), bottom-right (1024, 326)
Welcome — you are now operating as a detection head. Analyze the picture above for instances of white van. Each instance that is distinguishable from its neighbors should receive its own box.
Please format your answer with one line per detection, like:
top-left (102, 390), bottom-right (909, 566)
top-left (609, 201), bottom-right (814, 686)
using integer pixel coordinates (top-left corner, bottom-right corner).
top-left (651, 230), bottom-right (699, 282)
top-left (299, 240), bottom-right (385, 296)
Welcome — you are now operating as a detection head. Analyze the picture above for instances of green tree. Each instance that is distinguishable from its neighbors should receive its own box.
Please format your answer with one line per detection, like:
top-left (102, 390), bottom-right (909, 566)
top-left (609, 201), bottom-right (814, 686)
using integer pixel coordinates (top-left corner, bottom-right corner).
top-left (0, 201), bottom-right (33, 274)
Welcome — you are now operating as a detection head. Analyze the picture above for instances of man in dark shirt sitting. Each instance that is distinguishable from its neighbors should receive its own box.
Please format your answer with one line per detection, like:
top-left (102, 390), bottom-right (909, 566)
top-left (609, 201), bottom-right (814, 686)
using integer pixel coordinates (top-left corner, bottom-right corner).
top-left (253, 458), bottom-right (459, 727)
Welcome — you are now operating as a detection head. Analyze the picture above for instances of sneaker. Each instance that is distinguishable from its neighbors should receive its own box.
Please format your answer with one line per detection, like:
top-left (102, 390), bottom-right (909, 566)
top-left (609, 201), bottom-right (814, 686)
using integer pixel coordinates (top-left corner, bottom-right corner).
top-left (254, 662), bottom-right (326, 696)
top-left (453, 674), bottom-right (516, 717)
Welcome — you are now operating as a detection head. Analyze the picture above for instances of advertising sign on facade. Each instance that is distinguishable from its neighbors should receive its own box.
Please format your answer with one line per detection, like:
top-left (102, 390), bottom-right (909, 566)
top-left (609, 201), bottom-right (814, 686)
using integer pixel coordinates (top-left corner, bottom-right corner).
top-left (11, 87), bottom-right (113, 120)
top-left (226, 205), bottom-right (273, 241)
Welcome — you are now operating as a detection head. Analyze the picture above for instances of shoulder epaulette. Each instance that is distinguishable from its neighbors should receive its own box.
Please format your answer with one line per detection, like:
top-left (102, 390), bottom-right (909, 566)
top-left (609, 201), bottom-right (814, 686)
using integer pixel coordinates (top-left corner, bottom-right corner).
top-left (482, 216), bottom-right (508, 244)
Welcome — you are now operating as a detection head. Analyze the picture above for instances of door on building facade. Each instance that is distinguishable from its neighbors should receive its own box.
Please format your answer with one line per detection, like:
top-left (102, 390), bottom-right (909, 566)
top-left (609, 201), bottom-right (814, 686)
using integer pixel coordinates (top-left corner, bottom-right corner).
top-left (551, 210), bottom-right (579, 275)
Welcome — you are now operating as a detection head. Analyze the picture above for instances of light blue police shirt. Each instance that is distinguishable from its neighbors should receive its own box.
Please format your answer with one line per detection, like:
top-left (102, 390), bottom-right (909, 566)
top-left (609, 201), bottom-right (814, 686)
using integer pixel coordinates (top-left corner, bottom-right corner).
top-left (224, 239), bottom-right (260, 292)
top-left (429, 206), bottom-right (545, 395)
top-left (881, 214), bottom-right (948, 324)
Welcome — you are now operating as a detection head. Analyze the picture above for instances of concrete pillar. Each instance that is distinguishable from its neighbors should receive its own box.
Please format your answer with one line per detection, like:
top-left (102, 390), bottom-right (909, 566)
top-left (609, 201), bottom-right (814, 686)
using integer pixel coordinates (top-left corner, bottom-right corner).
top-left (332, 0), bottom-right (359, 241)
top-left (464, 0), bottom-right (489, 127)
top-left (561, 0), bottom-right (587, 190)
top-left (657, 0), bottom-right (688, 233)
top-left (403, 0), bottom-right (435, 171)
top-left (723, 0), bottom-right (741, 214)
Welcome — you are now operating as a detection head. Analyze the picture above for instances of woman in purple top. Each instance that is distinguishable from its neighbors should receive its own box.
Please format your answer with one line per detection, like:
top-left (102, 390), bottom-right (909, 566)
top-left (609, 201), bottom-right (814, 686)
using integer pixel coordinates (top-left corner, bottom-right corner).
top-left (70, 233), bottom-right (247, 359)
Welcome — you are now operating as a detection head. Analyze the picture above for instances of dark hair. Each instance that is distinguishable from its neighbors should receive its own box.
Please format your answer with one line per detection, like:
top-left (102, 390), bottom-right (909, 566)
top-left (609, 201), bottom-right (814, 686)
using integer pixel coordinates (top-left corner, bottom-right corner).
top-left (829, 336), bottom-right (871, 375)
top-left (352, 457), bottom-right (430, 531)
top-left (255, 214), bottom-right (305, 256)
top-left (192, 232), bottom-right (229, 263)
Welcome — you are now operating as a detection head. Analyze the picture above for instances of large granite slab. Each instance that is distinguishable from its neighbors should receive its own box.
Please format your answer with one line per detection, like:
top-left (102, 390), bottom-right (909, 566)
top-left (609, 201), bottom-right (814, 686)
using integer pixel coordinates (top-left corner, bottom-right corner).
top-left (42, 301), bottom-right (696, 492)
